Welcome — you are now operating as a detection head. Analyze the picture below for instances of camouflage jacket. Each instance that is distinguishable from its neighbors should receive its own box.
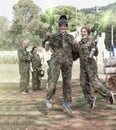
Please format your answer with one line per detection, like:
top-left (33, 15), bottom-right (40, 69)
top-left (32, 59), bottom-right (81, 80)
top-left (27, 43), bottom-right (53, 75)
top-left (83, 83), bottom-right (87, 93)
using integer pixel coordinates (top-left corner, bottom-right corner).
top-left (49, 32), bottom-right (75, 61)
top-left (18, 47), bottom-right (31, 71)
top-left (78, 38), bottom-right (98, 64)
top-left (31, 54), bottom-right (42, 71)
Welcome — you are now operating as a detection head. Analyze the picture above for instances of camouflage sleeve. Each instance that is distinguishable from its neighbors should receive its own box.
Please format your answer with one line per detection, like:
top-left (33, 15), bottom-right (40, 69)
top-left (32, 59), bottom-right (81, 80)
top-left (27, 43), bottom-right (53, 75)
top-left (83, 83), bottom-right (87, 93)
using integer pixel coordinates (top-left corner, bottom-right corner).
top-left (49, 34), bottom-right (55, 50)
top-left (18, 49), bottom-right (30, 62)
top-left (36, 54), bottom-right (42, 68)
top-left (69, 34), bottom-right (78, 52)
top-left (32, 54), bottom-right (42, 70)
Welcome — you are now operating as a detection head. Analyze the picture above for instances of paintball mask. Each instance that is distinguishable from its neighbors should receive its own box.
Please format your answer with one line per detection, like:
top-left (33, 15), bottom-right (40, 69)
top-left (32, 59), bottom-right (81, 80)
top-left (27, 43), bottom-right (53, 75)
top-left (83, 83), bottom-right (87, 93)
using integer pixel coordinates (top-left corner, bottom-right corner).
top-left (58, 15), bottom-right (68, 26)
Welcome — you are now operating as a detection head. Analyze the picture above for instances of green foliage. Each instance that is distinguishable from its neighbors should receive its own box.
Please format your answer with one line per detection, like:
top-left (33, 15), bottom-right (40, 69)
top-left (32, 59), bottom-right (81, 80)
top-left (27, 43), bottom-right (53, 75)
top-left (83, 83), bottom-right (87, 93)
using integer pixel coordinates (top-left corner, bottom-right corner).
top-left (12, 0), bottom-right (41, 30)
top-left (0, 56), bottom-right (18, 64)
top-left (0, 51), bottom-right (18, 64)
top-left (0, 16), bottom-right (11, 50)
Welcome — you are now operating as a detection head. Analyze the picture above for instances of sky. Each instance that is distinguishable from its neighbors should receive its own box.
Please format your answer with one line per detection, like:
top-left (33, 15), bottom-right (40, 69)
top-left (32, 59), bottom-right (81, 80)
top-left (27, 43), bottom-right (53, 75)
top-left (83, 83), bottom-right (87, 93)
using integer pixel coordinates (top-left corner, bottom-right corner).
top-left (0, 0), bottom-right (115, 22)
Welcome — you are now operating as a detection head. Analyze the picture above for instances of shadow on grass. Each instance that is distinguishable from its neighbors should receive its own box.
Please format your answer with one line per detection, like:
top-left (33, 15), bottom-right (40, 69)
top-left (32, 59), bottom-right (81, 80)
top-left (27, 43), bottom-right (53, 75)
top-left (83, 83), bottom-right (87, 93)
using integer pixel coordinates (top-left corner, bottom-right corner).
top-left (0, 83), bottom-right (116, 130)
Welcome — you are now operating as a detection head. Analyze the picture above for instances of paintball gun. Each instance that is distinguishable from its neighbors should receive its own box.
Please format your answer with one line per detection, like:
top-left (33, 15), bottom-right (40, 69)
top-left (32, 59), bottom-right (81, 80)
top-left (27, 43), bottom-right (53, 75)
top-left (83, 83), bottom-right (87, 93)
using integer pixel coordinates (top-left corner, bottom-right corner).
top-left (91, 22), bottom-right (99, 33)
top-left (89, 22), bottom-right (99, 58)
top-left (47, 10), bottom-right (54, 33)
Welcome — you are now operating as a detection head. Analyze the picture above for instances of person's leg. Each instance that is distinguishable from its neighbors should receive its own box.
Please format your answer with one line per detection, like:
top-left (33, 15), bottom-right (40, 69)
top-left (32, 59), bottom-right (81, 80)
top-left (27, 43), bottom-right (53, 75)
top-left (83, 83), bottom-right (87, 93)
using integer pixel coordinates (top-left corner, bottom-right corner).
top-left (46, 61), bottom-right (61, 108)
top-left (80, 66), bottom-right (95, 108)
top-left (26, 69), bottom-right (30, 91)
top-left (61, 62), bottom-right (72, 103)
top-left (61, 61), bottom-right (73, 113)
top-left (87, 64), bottom-right (114, 104)
top-left (37, 77), bottom-right (41, 90)
top-left (36, 70), bottom-right (41, 90)
top-left (19, 69), bottom-right (29, 92)
top-left (32, 71), bottom-right (38, 91)
top-left (46, 60), bottom-right (52, 90)
top-left (46, 67), bottom-right (51, 90)
top-left (47, 64), bottom-right (60, 100)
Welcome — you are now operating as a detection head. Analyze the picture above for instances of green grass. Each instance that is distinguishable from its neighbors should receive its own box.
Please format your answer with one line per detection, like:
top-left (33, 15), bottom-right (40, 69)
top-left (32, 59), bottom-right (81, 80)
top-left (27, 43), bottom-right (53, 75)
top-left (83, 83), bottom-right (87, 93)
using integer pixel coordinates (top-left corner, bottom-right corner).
top-left (0, 64), bottom-right (19, 83)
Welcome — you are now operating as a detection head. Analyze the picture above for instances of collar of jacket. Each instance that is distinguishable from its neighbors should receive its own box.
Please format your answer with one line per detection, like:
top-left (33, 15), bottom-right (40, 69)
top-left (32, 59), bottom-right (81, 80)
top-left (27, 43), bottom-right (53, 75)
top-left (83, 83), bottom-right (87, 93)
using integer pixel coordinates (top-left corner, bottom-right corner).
top-left (21, 46), bottom-right (26, 51)
top-left (81, 38), bottom-right (89, 43)
top-left (57, 32), bottom-right (68, 37)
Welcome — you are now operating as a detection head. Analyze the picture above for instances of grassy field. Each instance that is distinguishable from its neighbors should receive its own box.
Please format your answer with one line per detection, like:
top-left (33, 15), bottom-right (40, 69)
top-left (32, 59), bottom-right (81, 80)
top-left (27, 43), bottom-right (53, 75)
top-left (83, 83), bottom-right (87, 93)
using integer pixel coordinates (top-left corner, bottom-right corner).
top-left (0, 62), bottom-right (105, 83)
top-left (0, 63), bottom-right (115, 130)
top-left (0, 62), bottom-right (80, 83)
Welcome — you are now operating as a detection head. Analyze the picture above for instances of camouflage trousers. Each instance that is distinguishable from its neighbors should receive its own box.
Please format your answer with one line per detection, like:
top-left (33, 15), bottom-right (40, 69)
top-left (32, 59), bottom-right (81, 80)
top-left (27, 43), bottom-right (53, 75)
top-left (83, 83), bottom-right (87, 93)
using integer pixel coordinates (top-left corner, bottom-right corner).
top-left (32, 71), bottom-right (41, 91)
top-left (80, 64), bottom-right (109, 104)
top-left (47, 58), bottom-right (73, 102)
top-left (19, 69), bottom-right (30, 92)
top-left (47, 60), bottom-right (52, 83)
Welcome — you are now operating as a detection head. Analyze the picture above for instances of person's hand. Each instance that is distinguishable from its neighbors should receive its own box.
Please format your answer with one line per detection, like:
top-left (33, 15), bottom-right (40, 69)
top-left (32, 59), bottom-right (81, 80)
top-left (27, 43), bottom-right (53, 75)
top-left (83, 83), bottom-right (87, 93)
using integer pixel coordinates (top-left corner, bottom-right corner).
top-left (94, 39), bottom-right (98, 45)
top-left (46, 32), bottom-right (51, 37)
top-left (73, 39), bottom-right (78, 45)
top-left (37, 67), bottom-right (41, 71)
top-left (73, 40), bottom-right (78, 50)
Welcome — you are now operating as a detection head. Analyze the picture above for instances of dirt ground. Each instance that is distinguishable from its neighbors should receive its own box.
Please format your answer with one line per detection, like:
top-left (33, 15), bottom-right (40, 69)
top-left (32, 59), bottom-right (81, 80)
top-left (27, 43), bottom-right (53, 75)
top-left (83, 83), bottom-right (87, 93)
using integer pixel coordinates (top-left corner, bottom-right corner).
top-left (0, 79), bottom-right (116, 130)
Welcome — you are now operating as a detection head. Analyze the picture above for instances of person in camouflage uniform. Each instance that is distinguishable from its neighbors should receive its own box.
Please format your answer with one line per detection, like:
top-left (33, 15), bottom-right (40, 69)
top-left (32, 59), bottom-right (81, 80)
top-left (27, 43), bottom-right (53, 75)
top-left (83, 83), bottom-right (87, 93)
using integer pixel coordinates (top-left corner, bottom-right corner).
top-left (18, 40), bottom-right (31, 93)
top-left (46, 15), bottom-right (78, 113)
top-left (78, 27), bottom-right (114, 109)
top-left (46, 59), bottom-right (52, 86)
top-left (30, 46), bottom-right (42, 91)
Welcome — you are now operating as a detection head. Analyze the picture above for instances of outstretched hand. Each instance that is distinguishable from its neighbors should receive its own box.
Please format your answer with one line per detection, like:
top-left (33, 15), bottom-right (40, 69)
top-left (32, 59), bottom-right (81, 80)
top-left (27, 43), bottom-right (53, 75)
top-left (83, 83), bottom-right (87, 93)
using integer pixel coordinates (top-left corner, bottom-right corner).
top-left (72, 40), bottom-right (78, 51)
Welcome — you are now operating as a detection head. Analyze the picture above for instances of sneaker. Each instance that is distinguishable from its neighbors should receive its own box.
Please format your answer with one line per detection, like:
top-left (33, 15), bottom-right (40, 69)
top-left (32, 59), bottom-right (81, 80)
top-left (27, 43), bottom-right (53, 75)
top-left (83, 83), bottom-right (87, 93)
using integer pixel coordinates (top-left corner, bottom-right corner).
top-left (46, 99), bottom-right (52, 108)
top-left (64, 102), bottom-right (72, 113)
top-left (90, 97), bottom-right (96, 109)
top-left (108, 91), bottom-right (114, 104)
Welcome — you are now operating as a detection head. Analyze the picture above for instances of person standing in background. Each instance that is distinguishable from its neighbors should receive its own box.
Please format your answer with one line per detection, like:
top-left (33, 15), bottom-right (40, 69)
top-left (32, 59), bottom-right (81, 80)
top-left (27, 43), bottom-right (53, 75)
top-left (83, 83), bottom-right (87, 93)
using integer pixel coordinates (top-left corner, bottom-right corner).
top-left (30, 46), bottom-right (42, 91)
top-left (18, 40), bottom-right (31, 94)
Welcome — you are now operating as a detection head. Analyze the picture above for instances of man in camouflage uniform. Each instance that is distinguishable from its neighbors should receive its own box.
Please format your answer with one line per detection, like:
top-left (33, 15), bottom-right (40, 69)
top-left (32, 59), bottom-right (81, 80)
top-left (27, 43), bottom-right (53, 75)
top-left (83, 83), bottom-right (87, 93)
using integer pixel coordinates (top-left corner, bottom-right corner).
top-left (30, 46), bottom-right (42, 91)
top-left (18, 40), bottom-right (31, 94)
top-left (46, 15), bottom-right (78, 113)
top-left (78, 27), bottom-right (114, 109)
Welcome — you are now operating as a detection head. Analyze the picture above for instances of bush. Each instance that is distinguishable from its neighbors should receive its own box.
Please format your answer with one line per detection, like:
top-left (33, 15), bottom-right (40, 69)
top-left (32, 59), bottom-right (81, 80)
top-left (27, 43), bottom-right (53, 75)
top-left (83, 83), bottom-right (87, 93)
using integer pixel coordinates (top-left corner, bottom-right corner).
top-left (0, 51), bottom-right (18, 64)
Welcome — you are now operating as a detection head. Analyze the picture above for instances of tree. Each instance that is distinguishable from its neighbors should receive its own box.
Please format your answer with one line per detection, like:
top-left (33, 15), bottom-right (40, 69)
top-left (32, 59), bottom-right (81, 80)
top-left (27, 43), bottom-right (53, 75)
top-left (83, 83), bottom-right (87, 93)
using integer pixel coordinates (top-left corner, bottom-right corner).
top-left (12, 0), bottom-right (41, 32)
top-left (0, 16), bottom-right (11, 50)
top-left (43, 6), bottom-right (79, 32)
top-left (10, 0), bottom-right (42, 48)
